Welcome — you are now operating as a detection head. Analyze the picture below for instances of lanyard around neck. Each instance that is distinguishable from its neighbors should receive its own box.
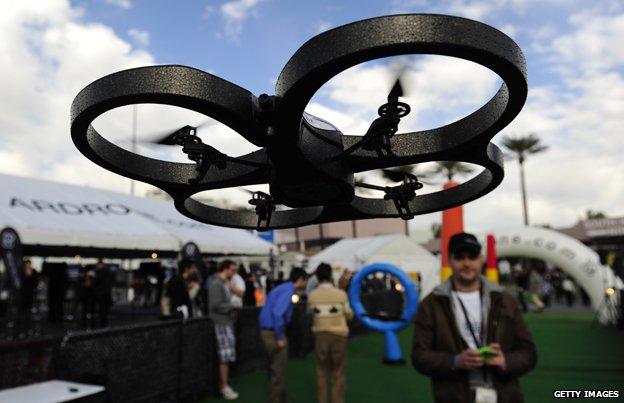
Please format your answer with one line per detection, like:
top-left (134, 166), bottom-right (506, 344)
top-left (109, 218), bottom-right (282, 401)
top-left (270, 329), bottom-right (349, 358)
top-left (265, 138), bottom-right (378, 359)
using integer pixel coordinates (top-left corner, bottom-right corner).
top-left (453, 292), bottom-right (483, 348)
top-left (451, 279), bottom-right (485, 347)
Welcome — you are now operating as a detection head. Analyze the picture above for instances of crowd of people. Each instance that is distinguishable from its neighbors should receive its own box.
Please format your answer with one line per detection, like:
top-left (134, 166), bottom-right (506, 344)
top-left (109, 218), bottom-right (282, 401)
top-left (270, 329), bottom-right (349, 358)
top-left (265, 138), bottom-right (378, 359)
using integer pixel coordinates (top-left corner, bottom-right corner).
top-left (0, 256), bottom-right (288, 338)
top-left (509, 263), bottom-right (590, 313)
top-left (206, 262), bottom-right (354, 402)
top-left (3, 234), bottom-right (595, 402)
top-left (199, 233), bottom-right (539, 402)
top-left (160, 258), bottom-right (348, 401)
top-left (0, 258), bottom-right (116, 338)
top-left (160, 260), bottom-right (291, 321)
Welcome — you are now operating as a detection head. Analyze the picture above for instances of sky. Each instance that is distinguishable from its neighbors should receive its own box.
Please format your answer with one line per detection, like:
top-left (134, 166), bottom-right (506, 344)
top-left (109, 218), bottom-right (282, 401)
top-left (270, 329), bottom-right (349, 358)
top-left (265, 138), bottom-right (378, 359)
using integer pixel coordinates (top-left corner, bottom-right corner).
top-left (1, 0), bottom-right (623, 235)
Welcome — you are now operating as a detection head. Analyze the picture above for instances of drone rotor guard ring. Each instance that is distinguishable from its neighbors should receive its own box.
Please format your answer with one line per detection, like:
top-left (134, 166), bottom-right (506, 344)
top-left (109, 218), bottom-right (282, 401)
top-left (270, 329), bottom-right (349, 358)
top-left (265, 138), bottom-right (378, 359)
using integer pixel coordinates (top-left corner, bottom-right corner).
top-left (70, 65), bottom-right (270, 192)
top-left (311, 142), bottom-right (503, 224)
top-left (348, 262), bottom-right (419, 364)
top-left (177, 194), bottom-right (324, 230)
top-left (276, 14), bottom-right (527, 152)
top-left (271, 14), bottom-right (526, 228)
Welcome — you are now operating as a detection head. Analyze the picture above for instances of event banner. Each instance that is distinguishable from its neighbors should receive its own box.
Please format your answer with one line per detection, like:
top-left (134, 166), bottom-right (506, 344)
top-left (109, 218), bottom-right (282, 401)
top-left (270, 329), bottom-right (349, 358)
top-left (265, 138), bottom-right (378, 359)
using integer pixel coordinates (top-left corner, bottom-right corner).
top-left (0, 227), bottom-right (23, 290)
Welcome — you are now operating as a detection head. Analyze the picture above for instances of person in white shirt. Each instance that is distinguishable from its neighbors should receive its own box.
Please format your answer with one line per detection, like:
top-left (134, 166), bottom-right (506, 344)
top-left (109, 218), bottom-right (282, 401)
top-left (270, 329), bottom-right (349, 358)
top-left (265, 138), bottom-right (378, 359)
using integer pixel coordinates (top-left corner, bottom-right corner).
top-left (230, 264), bottom-right (246, 308)
top-left (412, 232), bottom-right (537, 403)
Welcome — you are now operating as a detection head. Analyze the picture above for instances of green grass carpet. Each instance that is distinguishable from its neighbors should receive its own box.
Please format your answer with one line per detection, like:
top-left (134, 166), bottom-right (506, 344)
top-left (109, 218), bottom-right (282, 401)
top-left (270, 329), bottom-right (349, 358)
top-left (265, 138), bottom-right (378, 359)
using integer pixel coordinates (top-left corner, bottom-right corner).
top-left (204, 313), bottom-right (624, 402)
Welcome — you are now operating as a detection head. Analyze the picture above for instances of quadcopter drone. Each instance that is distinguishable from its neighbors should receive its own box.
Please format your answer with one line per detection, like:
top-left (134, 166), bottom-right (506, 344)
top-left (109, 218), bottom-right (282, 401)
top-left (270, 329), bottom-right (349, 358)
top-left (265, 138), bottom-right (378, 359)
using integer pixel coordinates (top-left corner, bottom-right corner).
top-left (71, 14), bottom-right (527, 230)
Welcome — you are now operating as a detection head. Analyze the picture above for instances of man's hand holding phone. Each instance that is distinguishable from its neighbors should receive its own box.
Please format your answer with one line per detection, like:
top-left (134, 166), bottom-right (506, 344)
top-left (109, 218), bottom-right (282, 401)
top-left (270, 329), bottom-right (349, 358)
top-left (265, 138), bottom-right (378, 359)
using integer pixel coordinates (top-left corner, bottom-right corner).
top-left (484, 343), bottom-right (506, 371)
top-left (456, 349), bottom-right (485, 369)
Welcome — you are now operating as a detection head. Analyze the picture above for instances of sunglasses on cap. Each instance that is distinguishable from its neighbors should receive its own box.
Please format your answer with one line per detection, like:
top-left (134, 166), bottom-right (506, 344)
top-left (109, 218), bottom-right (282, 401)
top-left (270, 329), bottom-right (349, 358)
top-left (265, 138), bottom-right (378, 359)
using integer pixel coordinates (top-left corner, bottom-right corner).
top-left (451, 250), bottom-right (480, 260)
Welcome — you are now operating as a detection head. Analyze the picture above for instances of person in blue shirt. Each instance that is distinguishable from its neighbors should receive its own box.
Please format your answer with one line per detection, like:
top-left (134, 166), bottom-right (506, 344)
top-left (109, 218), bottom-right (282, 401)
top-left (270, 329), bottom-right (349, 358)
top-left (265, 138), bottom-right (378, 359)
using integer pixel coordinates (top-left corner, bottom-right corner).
top-left (259, 267), bottom-right (308, 403)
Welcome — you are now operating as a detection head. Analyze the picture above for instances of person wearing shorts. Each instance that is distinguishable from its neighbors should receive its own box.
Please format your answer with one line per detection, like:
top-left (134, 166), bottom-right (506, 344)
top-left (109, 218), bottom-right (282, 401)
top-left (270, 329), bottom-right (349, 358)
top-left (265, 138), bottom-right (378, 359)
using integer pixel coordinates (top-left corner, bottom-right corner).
top-left (209, 259), bottom-right (239, 400)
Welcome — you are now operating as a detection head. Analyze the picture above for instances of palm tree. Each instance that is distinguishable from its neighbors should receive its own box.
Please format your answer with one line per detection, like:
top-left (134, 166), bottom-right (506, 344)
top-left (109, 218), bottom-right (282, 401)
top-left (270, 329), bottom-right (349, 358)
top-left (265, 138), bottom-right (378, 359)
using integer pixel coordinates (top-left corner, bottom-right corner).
top-left (431, 161), bottom-right (474, 182)
top-left (586, 210), bottom-right (606, 220)
top-left (502, 133), bottom-right (548, 226)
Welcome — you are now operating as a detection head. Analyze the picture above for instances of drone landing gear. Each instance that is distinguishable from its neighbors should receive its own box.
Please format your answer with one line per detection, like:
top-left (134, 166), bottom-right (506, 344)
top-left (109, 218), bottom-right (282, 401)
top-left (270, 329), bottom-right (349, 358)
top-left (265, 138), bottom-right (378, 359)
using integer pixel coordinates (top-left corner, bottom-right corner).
top-left (355, 174), bottom-right (423, 220)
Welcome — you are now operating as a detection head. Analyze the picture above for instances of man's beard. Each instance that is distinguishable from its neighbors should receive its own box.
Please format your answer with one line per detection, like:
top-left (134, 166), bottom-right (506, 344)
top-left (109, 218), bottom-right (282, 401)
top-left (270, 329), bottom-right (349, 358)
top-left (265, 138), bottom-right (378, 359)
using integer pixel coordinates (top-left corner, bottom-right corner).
top-left (454, 271), bottom-right (480, 287)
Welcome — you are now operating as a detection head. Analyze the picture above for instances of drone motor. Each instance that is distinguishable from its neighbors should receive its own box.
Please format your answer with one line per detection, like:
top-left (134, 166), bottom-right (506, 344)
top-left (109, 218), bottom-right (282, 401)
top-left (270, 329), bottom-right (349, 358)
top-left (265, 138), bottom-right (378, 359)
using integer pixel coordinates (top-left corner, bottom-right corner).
top-left (268, 114), bottom-right (354, 208)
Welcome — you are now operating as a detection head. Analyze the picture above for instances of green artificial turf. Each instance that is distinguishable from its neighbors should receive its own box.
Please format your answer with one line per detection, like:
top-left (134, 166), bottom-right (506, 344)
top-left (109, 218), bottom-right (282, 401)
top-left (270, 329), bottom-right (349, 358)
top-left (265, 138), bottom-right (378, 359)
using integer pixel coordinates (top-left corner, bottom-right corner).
top-left (204, 313), bottom-right (624, 402)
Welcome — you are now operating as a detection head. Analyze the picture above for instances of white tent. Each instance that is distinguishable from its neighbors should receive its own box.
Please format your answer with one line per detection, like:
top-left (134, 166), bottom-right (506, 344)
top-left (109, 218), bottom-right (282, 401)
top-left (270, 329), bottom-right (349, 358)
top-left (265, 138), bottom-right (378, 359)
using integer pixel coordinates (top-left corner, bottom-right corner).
top-left (308, 234), bottom-right (440, 298)
top-left (0, 173), bottom-right (273, 256)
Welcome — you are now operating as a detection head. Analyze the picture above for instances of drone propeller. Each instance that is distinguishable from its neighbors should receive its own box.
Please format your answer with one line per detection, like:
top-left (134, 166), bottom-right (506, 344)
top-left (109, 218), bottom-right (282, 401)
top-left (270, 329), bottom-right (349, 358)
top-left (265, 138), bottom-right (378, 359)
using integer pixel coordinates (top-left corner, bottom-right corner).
top-left (387, 61), bottom-right (408, 102)
top-left (337, 62), bottom-right (412, 158)
top-left (239, 188), bottom-right (255, 195)
top-left (150, 120), bottom-right (214, 146)
top-left (381, 166), bottom-right (436, 186)
top-left (121, 122), bottom-right (267, 184)
top-left (117, 120), bottom-right (215, 148)
top-left (353, 175), bottom-right (375, 195)
top-left (381, 167), bottom-right (412, 183)
top-left (355, 173), bottom-right (424, 220)
top-left (388, 78), bottom-right (404, 101)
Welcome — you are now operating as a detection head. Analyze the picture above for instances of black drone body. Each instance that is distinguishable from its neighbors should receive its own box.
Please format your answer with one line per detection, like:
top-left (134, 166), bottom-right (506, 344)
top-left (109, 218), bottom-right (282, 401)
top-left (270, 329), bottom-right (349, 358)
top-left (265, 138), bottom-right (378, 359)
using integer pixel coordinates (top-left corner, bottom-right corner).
top-left (70, 14), bottom-right (527, 230)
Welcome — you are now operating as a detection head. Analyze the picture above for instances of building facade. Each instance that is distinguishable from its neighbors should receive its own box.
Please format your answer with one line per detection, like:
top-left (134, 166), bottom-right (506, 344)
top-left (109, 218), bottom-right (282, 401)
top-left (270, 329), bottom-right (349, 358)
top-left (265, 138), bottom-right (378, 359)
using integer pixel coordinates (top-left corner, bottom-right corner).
top-left (276, 218), bottom-right (410, 254)
top-left (557, 217), bottom-right (624, 266)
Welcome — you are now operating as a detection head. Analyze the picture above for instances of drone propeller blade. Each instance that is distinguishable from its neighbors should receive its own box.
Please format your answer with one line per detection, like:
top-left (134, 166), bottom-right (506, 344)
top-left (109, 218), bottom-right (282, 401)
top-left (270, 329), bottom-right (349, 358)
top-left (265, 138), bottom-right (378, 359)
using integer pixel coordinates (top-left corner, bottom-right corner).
top-left (388, 77), bottom-right (404, 101)
top-left (240, 188), bottom-right (256, 195)
top-left (336, 61), bottom-right (414, 159)
top-left (146, 119), bottom-right (215, 145)
top-left (381, 168), bottom-right (410, 183)
top-left (386, 61), bottom-right (409, 102)
top-left (380, 165), bottom-right (439, 186)
top-left (194, 119), bottom-right (214, 130)
top-left (153, 129), bottom-right (183, 146)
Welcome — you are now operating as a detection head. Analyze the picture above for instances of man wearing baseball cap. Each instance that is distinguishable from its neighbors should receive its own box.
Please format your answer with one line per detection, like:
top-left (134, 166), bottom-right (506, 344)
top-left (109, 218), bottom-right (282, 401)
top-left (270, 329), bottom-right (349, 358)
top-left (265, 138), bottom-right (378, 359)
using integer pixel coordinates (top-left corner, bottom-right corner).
top-left (412, 232), bottom-right (537, 403)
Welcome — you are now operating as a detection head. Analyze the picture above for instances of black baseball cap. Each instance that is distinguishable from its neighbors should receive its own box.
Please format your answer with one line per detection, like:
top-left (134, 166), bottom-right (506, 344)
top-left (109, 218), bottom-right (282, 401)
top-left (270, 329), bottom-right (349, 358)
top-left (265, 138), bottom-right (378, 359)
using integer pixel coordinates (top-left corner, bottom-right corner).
top-left (448, 232), bottom-right (481, 256)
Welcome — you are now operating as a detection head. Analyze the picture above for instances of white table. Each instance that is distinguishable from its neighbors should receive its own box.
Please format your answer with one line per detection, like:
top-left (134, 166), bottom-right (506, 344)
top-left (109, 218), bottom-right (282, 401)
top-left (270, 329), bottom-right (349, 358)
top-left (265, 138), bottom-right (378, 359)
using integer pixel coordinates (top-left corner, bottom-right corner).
top-left (0, 380), bottom-right (104, 403)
